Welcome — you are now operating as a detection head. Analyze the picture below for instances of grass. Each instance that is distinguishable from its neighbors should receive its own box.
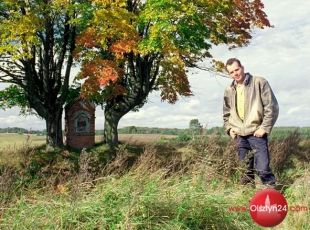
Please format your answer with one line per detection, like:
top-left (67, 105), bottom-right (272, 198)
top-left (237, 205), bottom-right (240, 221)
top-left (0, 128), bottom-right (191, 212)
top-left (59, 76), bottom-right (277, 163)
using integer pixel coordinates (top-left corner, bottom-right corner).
top-left (0, 130), bottom-right (309, 229)
top-left (0, 133), bottom-right (45, 150)
top-left (0, 165), bottom-right (258, 229)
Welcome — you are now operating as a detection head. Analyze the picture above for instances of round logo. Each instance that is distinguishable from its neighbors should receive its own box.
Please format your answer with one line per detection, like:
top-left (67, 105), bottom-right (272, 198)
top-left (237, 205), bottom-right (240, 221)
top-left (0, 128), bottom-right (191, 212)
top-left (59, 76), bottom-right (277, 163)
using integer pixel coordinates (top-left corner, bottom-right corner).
top-left (249, 189), bottom-right (288, 227)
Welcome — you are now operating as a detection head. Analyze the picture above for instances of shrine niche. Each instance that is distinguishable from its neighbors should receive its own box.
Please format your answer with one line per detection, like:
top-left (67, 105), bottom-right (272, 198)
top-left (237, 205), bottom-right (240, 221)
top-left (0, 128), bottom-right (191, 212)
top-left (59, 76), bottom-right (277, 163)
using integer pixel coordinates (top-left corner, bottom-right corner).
top-left (65, 98), bottom-right (95, 149)
top-left (75, 111), bottom-right (90, 133)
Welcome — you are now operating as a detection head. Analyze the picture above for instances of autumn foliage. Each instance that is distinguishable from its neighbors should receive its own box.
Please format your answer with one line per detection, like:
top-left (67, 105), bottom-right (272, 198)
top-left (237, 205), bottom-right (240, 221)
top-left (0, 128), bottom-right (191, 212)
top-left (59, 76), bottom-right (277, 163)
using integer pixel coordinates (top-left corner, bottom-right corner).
top-left (79, 59), bottom-right (125, 97)
top-left (76, 0), bottom-right (271, 103)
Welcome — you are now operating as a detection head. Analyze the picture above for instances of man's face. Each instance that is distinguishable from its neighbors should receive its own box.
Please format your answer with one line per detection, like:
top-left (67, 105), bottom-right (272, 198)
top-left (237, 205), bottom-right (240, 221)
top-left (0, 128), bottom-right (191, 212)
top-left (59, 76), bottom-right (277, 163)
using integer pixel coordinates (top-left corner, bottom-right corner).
top-left (226, 62), bottom-right (245, 84)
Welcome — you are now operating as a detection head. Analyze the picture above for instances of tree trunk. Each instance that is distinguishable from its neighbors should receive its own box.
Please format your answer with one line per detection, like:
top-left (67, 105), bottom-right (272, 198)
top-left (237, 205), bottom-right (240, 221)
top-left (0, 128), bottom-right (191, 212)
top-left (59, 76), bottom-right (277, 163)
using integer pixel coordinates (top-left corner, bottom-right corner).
top-left (46, 108), bottom-right (63, 149)
top-left (102, 56), bottom-right (155, 149)
top-left (103, 108), bottom-right (122, 149)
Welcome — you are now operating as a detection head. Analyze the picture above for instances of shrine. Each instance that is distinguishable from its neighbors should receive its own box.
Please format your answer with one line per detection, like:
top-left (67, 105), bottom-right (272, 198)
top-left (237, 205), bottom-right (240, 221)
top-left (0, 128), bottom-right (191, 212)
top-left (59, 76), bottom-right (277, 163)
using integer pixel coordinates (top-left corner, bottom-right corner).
top-left (65, 98), bottom-right (95, 149)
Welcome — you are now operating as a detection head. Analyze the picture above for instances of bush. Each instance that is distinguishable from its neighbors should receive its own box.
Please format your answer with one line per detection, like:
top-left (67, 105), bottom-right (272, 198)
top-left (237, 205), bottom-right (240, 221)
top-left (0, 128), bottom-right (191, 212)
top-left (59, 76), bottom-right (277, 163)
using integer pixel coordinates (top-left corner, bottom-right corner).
top-left (176, 133), bottom-right (191, 142)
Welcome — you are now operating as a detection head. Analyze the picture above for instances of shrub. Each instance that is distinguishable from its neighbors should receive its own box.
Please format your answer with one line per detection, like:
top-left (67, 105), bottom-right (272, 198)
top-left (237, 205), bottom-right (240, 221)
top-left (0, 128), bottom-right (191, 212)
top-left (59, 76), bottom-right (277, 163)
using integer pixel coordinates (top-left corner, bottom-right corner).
top-left (176, 133), bottom-right (191, 142)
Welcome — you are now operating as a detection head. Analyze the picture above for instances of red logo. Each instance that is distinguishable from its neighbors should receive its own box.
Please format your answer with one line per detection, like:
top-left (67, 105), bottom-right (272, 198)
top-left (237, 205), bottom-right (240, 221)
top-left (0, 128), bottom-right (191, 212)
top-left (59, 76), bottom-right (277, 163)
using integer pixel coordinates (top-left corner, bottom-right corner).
top-left (249, 189), bottom-right (288, 227)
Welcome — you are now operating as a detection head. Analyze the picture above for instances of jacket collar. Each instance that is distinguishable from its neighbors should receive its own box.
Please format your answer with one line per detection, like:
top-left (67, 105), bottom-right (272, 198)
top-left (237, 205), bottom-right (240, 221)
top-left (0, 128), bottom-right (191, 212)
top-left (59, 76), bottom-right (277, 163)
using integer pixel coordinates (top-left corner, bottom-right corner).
top-left (230, 73), bottom-right (252, 88)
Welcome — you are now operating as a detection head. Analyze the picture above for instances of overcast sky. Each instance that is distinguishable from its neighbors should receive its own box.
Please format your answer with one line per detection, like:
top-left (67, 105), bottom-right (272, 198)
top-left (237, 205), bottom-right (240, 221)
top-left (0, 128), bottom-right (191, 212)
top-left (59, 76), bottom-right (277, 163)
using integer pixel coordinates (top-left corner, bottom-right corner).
top-left (1, 0), bottom-right (310, 130)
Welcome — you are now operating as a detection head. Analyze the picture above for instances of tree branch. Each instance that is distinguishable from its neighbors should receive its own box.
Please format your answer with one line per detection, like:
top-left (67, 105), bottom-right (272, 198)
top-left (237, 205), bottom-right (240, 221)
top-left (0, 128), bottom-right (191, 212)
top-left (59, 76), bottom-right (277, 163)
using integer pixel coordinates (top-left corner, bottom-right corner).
top-left (0, 66), bottom-right (24, 82)
top-left (55, 13), bottom-right (70, 88)
top-left (192, 64), bottom-right (230, 78)
top-left (60, 23), bottom-right (76, 104)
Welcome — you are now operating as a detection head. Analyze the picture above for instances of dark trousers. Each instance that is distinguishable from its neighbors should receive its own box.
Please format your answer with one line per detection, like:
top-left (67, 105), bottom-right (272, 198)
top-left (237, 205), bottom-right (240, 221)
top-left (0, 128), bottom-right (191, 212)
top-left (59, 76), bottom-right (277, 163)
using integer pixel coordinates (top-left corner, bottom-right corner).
top-left (236, 135), bottom-right (276, 184)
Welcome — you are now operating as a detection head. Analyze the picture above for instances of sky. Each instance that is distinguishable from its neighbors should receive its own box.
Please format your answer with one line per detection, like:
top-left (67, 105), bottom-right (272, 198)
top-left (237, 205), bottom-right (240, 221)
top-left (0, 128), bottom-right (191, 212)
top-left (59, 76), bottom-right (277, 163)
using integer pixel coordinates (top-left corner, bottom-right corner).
top-left (1, 0), bottom-right (310, 130)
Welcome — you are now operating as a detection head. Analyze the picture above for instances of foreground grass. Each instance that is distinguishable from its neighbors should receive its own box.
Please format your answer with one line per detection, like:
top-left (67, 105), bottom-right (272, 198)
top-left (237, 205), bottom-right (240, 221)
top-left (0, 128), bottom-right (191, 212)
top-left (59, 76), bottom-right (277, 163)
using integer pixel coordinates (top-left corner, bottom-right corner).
top-left (1, 166), bottom-right (309, 230)
top-left (0, 171), bottom-right (256, 229)
top-left (0, 131), bottom-right (309, 229)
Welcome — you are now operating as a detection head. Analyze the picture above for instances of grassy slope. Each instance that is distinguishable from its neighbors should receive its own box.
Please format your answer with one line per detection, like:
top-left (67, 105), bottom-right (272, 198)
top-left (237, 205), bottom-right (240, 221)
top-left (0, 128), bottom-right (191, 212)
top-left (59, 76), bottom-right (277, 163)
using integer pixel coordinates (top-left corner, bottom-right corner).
top-left (0, 133), bottom-right (309, 229)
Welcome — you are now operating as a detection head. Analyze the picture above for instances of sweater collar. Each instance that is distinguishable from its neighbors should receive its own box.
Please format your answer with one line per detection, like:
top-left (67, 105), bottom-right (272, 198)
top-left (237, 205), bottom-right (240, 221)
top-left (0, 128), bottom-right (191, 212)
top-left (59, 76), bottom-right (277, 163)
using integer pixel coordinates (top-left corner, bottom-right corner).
top-left (231, 73), bottom-right (251, 88)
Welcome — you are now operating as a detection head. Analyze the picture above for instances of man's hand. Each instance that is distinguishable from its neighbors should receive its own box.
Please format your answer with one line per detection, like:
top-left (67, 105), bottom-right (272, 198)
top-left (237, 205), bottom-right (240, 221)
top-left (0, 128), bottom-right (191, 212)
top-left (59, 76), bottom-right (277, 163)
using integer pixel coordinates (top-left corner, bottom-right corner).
top-left (229, 129), bottom-right (237, 139)
top-left (254, 128), bottom-right (266, 137)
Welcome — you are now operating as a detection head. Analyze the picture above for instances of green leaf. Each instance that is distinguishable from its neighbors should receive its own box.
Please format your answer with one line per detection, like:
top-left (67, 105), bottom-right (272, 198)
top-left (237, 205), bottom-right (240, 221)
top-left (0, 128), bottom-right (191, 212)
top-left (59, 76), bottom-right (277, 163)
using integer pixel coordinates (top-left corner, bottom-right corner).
top-left (0, 85), bottom-right (29, 110)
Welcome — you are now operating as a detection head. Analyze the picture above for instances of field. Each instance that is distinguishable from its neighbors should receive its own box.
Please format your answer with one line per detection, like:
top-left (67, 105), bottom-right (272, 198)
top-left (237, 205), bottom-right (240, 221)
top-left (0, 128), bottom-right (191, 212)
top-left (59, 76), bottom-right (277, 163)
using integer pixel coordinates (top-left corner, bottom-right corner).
top-left (0, 133), bottom-right (45, 149)
top-left (0, 133), bottom-right (176, 166)
top-left (0, 133), bottom-right (175, 149)
top-left (0, 131), bottom-right (309, 229)
top-left (119, 134), bottom-right (176, 144)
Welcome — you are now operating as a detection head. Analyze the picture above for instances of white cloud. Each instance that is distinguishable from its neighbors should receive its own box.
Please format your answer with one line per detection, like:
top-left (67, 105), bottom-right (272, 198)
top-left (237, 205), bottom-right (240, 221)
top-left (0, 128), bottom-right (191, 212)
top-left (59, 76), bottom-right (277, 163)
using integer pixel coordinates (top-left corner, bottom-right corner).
top-left (0, 108), bottom-right (45, 130)
top-left (287, 106), bottom-right (303, 115)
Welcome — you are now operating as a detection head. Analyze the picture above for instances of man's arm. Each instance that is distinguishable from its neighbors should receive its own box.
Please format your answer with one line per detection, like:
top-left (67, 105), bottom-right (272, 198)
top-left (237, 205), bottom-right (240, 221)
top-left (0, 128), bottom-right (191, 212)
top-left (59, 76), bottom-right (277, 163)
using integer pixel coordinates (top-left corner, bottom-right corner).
top-left (223, 88), bottom-right (232, 135)
top-left (259, 80), bottom-right (279, 134)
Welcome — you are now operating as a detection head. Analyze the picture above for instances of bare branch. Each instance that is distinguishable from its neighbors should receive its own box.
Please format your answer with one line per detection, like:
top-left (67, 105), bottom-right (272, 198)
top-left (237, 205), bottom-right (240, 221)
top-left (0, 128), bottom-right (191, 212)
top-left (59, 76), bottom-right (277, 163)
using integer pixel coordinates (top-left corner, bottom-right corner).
top-left (0, 66), bottom-right (24, 80)
top-left (190, 64), bottom-right (230, 79)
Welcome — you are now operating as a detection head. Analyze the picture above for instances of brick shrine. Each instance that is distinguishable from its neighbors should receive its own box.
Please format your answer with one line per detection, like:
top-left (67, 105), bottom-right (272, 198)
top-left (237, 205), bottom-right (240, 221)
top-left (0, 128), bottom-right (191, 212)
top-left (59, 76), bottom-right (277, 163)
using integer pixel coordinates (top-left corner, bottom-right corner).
top-left (65, 98), bottom-right (95, 149)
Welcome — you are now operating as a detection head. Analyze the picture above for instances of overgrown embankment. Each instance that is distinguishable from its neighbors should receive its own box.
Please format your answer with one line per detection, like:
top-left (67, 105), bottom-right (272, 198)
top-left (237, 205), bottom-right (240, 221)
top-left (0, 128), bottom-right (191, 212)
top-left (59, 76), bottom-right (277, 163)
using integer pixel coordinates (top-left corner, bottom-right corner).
top-left (0, 131), bottom-right (309, 229)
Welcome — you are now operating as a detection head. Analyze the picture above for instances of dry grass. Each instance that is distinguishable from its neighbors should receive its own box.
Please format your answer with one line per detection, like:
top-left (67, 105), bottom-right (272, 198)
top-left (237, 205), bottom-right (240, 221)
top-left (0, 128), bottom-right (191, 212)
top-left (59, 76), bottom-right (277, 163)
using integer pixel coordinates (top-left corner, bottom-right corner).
top-left (270, 130), bottom-right (302, 171)
top-left (0, 130), bottom-right (309, 229)
top-left (118, 134), bottom-right (176, 144)
top-left (71, 131), bottom-right (309, 189)
top-left (0, 133), bottom-right (45, 150)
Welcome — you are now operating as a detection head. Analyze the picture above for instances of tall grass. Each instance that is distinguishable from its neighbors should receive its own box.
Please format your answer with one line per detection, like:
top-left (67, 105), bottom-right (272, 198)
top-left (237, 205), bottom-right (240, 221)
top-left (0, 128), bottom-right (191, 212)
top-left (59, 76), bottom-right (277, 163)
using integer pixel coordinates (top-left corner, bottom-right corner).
top-left (0, 161), bottom-right (257, 229)
top-left (0, 130), bottom-right (309, 229)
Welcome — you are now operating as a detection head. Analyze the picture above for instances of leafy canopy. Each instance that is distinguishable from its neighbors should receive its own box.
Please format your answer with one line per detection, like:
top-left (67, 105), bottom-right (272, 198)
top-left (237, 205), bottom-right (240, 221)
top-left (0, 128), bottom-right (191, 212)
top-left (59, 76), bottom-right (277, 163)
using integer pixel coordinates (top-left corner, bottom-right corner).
top-left (76, 0), bottom-right (271, 104)
top-left (0, 0), bottom-right (90, 110)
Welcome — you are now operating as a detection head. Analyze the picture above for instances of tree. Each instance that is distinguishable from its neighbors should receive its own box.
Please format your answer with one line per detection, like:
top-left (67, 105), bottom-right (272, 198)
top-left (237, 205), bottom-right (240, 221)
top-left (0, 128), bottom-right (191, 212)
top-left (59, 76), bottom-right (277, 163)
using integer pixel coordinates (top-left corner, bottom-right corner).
top-left (0, 0), bottom-right (90, 148)
top-left (128, 125), bottom-right (137, 134)
top-left (75, 0), bottom-right (271, 148)
top-left (189, 119), bottom-right (203, 136)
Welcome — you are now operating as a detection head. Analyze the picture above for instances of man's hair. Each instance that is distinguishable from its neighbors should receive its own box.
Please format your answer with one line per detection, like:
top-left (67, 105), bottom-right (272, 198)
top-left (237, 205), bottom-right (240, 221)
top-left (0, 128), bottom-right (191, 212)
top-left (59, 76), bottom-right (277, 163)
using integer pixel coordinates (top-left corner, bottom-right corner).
top-left (225, 58), bottom-right (242, 70)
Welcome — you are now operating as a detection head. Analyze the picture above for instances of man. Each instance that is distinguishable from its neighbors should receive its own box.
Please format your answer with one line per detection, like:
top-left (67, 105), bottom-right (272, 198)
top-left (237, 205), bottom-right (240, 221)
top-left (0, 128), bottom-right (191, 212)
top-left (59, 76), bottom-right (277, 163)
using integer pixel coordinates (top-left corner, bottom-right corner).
top-left (223, 58), bottom-right (279, 188)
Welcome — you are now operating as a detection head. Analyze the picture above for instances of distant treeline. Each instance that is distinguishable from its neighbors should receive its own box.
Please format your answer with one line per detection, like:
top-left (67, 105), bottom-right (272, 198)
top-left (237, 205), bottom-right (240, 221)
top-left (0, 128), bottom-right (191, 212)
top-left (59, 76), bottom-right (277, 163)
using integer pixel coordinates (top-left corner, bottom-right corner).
top-left (107, 126), bottom-right (310, 139)
top-left (1, 126), bottom-right (310, 139)
top-left (105, 126), bottom-right (224, 136)
top-left (95, 127), bottom-right (184, 135)
top-left (0, 127), bottom-right (46, 135)
top-left (115, 126), bottom-right (310, 140)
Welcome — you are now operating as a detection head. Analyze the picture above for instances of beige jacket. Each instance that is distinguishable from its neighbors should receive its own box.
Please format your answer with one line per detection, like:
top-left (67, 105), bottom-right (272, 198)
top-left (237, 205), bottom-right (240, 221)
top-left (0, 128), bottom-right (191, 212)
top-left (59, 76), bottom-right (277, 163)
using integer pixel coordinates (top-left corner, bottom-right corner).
top-left (223, 73), bottom-right (279, 136)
